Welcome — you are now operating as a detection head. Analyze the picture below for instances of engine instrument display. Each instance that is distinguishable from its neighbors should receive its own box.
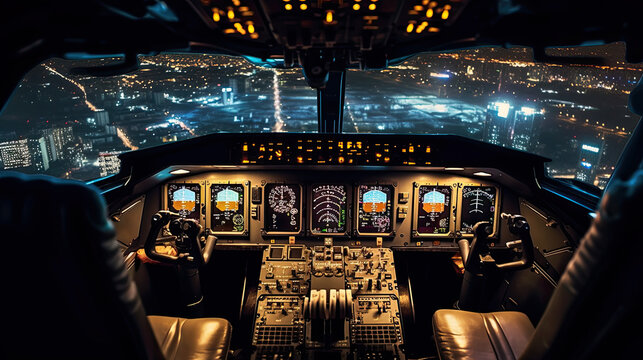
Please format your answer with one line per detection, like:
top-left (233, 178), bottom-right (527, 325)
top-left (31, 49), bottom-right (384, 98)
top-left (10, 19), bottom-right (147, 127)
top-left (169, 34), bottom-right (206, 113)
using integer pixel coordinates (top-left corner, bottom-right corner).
top-left (416, 185), bottom-right (452, 235)
top-left (311, 184), bottom-right (347, 234)
top-left (265, 184), bottom-right (301, 234)
top-left (460, 186), bottom-right (497, 234)
top-left (210, 184), bottom-right (245, 233)
top-left (357, 185), bottom-right (394, 235)
top-left (167, 183), bottom-right (201, 220)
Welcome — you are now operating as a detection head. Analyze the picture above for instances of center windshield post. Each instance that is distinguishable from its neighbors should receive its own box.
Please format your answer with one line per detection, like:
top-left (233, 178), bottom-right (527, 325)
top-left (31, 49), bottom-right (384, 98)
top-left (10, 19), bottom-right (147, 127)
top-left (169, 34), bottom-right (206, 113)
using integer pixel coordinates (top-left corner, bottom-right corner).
top-left (317, 70), bottom-right (346, 133)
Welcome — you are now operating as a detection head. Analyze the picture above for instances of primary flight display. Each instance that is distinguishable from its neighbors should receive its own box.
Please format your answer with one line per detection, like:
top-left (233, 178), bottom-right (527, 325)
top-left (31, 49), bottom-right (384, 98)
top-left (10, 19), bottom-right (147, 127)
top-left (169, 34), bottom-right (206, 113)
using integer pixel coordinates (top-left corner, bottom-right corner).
top-left (416, 185), bottom-right (452, 234)
top-left (357, 184), bottom-right (394, 235)
top-left (167, 183), bottom-right (201, 220)
top-left (210, 184), bottom-right (245, 233)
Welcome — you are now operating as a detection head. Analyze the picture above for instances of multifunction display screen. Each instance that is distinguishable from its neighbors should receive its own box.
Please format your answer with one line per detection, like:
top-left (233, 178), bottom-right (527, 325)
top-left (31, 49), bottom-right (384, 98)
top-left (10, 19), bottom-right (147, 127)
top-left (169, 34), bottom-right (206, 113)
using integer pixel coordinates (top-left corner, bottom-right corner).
top-left (460, 186), bottom-right (497, 234)
top-left (311, 184), bottom-right (347, 234)
top-left (357, 184), bottom-right (394, 234)
top-left (210, 184), bottom-right (245, 233)
top-left (417, 185), bottom-right (452, 234)
top-left (265, 184), bottom-right (301, 233)
top-left (167, 183), bottom-right (201, 220)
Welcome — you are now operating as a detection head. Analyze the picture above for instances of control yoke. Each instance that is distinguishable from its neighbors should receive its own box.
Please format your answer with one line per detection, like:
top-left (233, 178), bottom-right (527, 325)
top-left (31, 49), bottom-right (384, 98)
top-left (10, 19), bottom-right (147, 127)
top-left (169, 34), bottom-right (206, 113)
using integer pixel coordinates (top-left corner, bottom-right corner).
top-left (144, 210), bottom-right (216, 266)
top-left (460, 213), bottom-right (534, 273)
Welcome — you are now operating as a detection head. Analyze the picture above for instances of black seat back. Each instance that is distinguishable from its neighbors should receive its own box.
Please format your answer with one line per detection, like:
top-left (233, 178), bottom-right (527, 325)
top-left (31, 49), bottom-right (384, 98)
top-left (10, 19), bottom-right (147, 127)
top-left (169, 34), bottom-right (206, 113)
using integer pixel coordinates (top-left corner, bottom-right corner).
top-left (520, 175), bottom-right (643, 357)
top-left (0, 172), bottom-right (162, 359)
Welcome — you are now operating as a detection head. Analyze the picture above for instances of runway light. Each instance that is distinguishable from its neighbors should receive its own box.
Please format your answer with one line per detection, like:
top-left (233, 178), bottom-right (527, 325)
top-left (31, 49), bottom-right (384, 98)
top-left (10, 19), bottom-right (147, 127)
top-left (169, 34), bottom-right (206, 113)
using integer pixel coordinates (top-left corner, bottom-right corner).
top-left (325, 10), bottom-right (333, 23)
top-left (300, 3), bottom-right (307, 10)
top-left (406, 23), bottom-right (414, 32)
top-left (285, 3), bottom-right (292, 10)
top-left (353, 3), bottom-right (360, 10)
top-left (212, 8), bottom-right (220, 22)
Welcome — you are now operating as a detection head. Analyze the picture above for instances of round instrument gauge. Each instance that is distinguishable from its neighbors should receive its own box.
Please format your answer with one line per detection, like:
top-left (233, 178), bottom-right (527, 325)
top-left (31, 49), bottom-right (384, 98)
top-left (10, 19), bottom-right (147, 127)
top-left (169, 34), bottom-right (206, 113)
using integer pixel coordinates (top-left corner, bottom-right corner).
top-left (268, 185), bottom-right (297, 214)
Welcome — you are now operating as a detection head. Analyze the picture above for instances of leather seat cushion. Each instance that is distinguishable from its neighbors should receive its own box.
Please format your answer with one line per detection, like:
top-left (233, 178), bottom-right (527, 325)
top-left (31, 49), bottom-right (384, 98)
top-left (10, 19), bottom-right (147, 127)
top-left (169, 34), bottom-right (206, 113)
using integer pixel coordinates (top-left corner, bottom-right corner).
top-left (433, 309), bottom-right (534, 360)
top-left (148, 316), bottom-right (232, 360)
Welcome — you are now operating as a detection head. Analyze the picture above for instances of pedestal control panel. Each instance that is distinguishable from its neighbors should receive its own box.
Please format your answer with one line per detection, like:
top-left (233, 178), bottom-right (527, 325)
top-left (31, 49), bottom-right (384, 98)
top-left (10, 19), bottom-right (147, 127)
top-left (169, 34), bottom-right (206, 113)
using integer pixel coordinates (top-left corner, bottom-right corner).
top-left (252, 244), bottom-right (404, 360)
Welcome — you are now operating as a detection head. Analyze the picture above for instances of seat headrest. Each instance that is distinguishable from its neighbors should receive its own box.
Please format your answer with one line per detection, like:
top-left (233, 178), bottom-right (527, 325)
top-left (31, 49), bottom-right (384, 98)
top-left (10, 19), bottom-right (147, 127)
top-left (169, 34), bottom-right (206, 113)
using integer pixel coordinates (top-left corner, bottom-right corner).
top-left (0, 172), bottom-right (160, 359)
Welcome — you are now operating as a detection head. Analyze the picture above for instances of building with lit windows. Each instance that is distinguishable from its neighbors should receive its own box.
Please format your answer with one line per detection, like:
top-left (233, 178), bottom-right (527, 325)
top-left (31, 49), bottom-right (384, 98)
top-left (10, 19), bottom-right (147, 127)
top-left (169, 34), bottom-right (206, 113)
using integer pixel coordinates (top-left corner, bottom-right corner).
top-left (98, 151), bottom-right (122, 177)
top-left (575, 143), bottom-right (603, 183)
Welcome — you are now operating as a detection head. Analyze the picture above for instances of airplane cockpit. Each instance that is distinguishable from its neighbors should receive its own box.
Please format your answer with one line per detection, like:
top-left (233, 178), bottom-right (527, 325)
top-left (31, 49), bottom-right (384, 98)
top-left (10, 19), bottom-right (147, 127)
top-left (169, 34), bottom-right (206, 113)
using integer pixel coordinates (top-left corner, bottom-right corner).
top-left (0, 0), bottom-right (642, 359)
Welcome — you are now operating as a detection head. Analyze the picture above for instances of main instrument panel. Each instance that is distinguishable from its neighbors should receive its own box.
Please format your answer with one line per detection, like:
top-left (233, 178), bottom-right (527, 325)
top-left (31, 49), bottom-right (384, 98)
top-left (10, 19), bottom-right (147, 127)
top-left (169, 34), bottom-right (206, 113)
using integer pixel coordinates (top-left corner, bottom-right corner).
top-left (161, 170), bottom-right (509, 247)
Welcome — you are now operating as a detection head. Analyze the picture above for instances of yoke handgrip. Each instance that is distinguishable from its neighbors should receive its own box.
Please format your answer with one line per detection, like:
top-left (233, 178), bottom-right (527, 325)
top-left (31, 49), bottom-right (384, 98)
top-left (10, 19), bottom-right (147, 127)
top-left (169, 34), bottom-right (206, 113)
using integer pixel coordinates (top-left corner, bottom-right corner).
top-left (144, 211), bottom-right (181, 263)
top-left (495, 214), bottom-right (534, 270)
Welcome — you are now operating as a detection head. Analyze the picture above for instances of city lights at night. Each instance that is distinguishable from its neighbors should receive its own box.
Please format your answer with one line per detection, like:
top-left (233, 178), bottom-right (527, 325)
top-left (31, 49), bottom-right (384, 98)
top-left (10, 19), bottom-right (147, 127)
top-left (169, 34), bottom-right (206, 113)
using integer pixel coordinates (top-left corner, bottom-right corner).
top-left (0, 45), bottom-right (640, 188)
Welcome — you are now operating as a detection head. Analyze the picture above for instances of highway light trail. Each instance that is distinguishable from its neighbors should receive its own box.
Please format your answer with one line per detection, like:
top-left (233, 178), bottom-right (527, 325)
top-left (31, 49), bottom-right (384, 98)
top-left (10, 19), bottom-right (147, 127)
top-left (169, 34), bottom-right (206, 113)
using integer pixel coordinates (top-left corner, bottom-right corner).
top-left (272, 70), bottom-right (285, 132)
top-left (168, 118), bottom-right (196, 136)
top-left (117, 128), bottom-right (139, 151)
top-left (42, 64), bottom-right (99, 111)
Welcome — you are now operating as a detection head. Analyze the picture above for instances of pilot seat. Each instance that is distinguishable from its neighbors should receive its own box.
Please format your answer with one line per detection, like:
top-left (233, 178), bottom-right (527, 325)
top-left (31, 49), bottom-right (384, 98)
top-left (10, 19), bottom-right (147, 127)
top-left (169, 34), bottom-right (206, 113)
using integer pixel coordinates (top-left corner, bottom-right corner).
top-left (0, 172), bottom-right (232, 360)
top-left (432, 169), bottom-right (643, 359)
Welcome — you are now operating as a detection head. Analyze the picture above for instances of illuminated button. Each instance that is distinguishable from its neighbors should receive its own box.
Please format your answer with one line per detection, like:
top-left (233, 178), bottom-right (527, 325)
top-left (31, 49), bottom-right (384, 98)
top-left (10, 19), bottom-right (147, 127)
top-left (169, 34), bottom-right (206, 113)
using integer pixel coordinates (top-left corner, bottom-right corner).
top-left (285, 3), bottom-right (293, 10)
top-left (353, 3), bottom-right (360, 10)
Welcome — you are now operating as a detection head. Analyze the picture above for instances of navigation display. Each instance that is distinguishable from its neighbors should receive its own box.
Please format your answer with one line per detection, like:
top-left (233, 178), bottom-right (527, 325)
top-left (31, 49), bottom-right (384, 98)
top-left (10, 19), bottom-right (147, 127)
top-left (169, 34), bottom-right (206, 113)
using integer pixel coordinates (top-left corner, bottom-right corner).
top-left (311, 184), bottom-right (347, 234)
top-left (357, 185), bottom-right (394, 234)
top-left (265, 184), bottom-right (301, 233)
top-left (210, 184), bottom-right (245, 233)
top-left (460, 186), bottom-right (497, 234)
top-left (167, 183), bottom-right (201, 220)
top-left (417, 185), bottom-right (452, 234)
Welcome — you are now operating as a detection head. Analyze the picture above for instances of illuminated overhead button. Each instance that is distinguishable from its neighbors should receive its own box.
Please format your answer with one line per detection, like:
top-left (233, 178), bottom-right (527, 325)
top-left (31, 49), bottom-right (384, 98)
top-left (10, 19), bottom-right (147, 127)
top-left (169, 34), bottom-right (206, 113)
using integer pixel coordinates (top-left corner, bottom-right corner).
top-left (441, 9), bottom-right (449, 19)
top-left (227, 9), bottom-right (235, 19)
top-left (170, 169), bottom-right (190, 175)
top-left (212, 8), bottom-right (221, 22)
top-left (473, 171), bottom-right (492, 177)
top-left (406, 23), bottom-right (414, 32)
top-left (285, 3), bottom-right (293, 10)
top-left (300, 3), bottom-right (307, 10)
top-left (325, 10), bottom-right (333, 23)
top-left (247, 23), bottom-right (255, 33)
top-left (426, 8), bottom-right (433, 18)
top-left (369, 3), bottom-right (376, 10)
top-left (428, 27), bottom-right (440, 32)
top-left (353, 3), bottom-right (360, 10)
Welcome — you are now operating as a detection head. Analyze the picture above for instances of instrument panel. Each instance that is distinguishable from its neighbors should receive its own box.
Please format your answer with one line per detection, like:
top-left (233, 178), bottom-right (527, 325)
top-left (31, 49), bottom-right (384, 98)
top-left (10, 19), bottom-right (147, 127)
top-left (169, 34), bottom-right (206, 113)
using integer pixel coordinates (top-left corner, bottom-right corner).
top-left (161, 171), bottom-right (508, 246)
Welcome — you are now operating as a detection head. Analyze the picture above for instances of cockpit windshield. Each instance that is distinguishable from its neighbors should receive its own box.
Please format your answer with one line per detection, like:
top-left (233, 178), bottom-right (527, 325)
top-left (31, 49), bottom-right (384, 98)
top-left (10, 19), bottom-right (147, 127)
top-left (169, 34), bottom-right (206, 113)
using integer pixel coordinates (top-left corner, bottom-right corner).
top-left (0, 44), bottom-right (640, 187)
